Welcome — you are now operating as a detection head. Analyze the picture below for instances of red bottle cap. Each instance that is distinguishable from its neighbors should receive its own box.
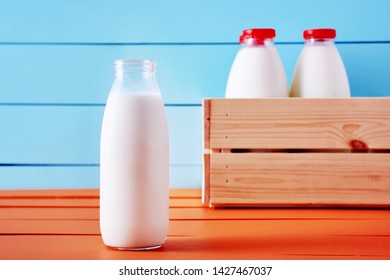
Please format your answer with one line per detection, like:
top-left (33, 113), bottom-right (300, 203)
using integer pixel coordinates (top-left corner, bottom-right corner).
top-left (303, 28), bottom-right (336, 39)
top-left (239, 28), bottom-right (276, 43)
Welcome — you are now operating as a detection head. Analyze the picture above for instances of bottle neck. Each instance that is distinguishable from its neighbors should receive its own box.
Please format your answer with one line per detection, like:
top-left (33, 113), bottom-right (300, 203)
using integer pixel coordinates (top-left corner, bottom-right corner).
top-left (305, 38), bottom-right (335, 46)
top-left (114, 59), bottom-right (155, 78)
top-left (112, 59), bottom-right (159, 94)
top-left (115, 69), bottom-right (156, 81)
top-left (240, 38), bottom-right (274, 47)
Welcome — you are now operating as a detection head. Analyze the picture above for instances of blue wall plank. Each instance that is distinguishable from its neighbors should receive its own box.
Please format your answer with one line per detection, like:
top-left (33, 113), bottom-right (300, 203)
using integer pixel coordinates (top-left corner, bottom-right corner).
top-left (0, 166), bottom-right (99, 190)
top-left (0, 44), bottom-right (389, 105)
top-left (0, 44), bottom-right (235, 104)
top-left (339, 44), bottom-right (390, 96)
top-left (0, 166), bottom-right (201, 189)
top-left (0, 0), bottom-right (389, 42)
top-left (0, 106), bottom-right (202, 165)
top-left (0, 0), bottom-right (390, 190)
top-left (0, 106), bottom-right (102, 164)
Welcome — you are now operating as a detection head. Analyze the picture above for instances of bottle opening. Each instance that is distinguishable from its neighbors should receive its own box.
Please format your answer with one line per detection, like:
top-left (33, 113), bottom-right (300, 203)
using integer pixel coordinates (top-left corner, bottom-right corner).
top-left (114, 59), bottom-right (156, 73)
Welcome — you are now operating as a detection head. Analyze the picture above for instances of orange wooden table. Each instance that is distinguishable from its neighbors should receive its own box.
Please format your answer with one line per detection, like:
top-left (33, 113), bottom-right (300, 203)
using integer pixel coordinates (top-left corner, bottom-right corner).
top-left (0, 188), bottom-right (389, 260)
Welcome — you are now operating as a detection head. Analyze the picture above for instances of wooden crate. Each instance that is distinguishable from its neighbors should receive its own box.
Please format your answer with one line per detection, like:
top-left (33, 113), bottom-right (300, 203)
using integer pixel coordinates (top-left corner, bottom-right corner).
top-left (203, 98), bottom-right (390, 208)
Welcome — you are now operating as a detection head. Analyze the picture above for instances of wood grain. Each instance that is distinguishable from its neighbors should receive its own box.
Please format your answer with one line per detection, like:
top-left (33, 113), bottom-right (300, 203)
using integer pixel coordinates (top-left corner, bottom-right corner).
top-left (203, 99), bottom-right (211, 151)
top-left (208, 98), bottom-right (390, 150)
top-left (0, 188), bottom-right (389, 259)
top-left (2, 0), bottom-right (389, 43)
top-left (202, 153), bottom-right (210, 206)
top-left (209, 153), bottom-right (390, 207)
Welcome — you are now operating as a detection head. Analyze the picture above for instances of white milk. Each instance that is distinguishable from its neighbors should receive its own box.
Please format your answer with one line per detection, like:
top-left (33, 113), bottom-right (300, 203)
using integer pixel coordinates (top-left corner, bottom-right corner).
top-left (226, 46), bottom-right (288, 98)
top-left (290, 32), bottom-right (350, 98)
top-left (100, 92), bottom-right (169, 250)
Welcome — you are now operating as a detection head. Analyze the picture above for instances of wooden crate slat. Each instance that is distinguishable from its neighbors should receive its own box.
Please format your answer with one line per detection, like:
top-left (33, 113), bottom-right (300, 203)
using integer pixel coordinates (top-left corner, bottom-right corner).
top-left (209, 153), bottom-right (390, 207)
top-left (208, 98), bottom-right (390, 150)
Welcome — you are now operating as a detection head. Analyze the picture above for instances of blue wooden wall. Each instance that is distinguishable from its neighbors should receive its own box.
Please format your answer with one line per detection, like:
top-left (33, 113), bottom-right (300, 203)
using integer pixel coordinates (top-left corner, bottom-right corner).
top-left (0, 0), bottom-right (389, 189)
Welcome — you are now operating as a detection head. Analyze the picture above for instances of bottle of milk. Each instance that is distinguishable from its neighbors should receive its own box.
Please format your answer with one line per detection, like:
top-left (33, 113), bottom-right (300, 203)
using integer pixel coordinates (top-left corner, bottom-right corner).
top-left (225, 28), bottom-right (288, 98)
top-left (290, 28), bottom-right (350, 97)
top-left (100, 59), bottom-right (169, 250)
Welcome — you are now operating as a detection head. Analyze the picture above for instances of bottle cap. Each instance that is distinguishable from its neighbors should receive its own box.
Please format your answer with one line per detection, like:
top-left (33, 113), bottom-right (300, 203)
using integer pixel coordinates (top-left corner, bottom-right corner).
top-left (303, 28), bottom-right (336, 39)
top-left (239, 28), bottom-right (276, 43)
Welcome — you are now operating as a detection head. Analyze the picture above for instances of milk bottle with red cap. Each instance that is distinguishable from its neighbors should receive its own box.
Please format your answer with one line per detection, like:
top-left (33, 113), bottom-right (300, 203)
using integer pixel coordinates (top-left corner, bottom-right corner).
top-left (290, 28), bottom-right (350, 98)
top-left (225, 28), bottom-right (288, 98)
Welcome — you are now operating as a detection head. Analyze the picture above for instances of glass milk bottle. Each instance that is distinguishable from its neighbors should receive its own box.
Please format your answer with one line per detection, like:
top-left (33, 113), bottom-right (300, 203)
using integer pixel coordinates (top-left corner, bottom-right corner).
top-left (100, 59), bottom-right (169, 250)
top-left (225, 28), bottom-right (288, 98)
top-left (290, 28), bottom-right (351, 97)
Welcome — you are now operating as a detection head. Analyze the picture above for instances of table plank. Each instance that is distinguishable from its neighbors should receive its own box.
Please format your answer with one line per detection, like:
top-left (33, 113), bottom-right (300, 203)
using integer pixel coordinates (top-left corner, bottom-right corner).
top-left (1, 219), bottom-right (389, 238)
top-left (0, 188), bottom-right (201, 198)
top-left (0, 197), bottom-right (203, 208)
top-left (0, 188), bottom-right (203, 208)
top-left (0, 188), bottom-right (389, 260)
top-left (0, 198), bottom-right (99, 207)
top-left (1, 204), bottom-right (390, 221)
top-left (0, 234), bottom-right (389, 260)
top-left (0, 189), bottom-right (99, 198)
top-left (0, 208), bottom-right (98, 220)
top-left (170, 208), bottom-right (390, 221)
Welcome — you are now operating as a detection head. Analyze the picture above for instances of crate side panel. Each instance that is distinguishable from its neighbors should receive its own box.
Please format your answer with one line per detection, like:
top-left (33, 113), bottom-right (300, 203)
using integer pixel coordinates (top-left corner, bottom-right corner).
top-left (202, 153), bottom-right (211, 205)
top-left (203, 99), bottom-right (211, 150)
top-left (209, 153), bottom-right (390, 207)
top-left (209, 98), bottom-right (390, 150)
